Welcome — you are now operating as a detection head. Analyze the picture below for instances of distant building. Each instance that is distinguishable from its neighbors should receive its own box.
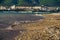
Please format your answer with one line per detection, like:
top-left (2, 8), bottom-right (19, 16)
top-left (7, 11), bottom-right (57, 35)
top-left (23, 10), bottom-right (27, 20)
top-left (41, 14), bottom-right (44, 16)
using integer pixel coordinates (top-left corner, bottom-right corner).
top-left (0, 5), bottom-right (59, 12)
top-left (0, 6), bottom-right (6, 10)
top-left (41, 5), bottom-right (48, 11)
top-left (16, 6), bottom-right (33, 11)
top-left (48, 7), bottom-right (57, 11)
top-left (10, 5), bottom-right (16, 10)
top-left (33, 6), bottom-right (41, 10)
top-left (16, 6), bottom-right (31, 9)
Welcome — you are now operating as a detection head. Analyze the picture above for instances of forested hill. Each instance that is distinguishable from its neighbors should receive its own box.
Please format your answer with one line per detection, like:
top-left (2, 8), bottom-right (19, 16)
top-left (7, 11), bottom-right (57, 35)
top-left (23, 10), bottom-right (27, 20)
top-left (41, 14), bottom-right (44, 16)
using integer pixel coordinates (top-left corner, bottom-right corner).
top-left (0, 0), bottom-right (60, 6)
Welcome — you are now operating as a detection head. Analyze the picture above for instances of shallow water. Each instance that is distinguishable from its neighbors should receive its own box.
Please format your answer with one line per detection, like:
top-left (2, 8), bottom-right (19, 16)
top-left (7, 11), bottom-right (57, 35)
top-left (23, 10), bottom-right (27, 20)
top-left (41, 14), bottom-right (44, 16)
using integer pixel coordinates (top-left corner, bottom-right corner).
top-left (0, 11), bottom-right (44, 29)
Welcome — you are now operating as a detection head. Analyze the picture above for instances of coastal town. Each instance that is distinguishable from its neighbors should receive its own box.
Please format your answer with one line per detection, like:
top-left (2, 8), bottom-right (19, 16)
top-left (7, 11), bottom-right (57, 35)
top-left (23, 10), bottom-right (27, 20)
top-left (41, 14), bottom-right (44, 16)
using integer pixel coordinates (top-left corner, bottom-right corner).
top-left (0, 5), bottom-right (60, 12)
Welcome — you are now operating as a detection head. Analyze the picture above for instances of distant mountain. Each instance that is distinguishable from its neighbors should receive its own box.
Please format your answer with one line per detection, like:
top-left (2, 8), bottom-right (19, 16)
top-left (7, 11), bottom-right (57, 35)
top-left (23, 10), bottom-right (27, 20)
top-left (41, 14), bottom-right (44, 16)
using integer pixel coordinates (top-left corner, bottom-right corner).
top-left (0, 0), bottom-right (60, 6)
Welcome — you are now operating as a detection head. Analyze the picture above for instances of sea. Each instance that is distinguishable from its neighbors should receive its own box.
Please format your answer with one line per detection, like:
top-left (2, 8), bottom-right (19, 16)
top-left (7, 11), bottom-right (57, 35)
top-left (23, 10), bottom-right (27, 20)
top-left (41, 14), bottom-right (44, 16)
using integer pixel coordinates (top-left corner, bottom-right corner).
top-left (0, 11), bottom-right (46, 29)
top-left (0, 11), bottom-right (50, 14)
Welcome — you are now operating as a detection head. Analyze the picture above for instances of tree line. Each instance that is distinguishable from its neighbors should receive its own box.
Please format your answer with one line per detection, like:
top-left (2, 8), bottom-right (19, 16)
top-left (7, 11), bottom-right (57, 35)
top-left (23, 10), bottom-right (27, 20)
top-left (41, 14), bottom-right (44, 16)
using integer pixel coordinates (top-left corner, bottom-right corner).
top-left (0, 0), bottom-right (60, 6)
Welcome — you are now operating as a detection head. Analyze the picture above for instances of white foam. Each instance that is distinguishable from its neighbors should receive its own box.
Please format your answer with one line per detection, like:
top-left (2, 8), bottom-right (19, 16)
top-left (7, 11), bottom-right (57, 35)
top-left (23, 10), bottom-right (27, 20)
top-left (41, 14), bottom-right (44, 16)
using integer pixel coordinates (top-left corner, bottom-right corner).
top-left (34, 14), bottom-right (43, 16)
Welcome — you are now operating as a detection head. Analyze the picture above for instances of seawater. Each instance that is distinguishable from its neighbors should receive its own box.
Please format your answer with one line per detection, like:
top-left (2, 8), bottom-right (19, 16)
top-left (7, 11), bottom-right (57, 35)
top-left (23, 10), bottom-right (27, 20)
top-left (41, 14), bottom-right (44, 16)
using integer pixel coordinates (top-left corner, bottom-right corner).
top-left (0, 11), bottom-right (50, 14)
top-left (0, 11), bottom-right (45, 29)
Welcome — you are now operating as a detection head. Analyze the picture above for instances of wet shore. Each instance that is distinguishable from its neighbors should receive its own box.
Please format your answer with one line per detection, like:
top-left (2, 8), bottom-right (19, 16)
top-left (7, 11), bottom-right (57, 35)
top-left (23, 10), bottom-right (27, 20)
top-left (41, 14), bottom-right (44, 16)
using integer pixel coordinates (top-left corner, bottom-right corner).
top-left (0, 14), bottom-right (60, 40)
